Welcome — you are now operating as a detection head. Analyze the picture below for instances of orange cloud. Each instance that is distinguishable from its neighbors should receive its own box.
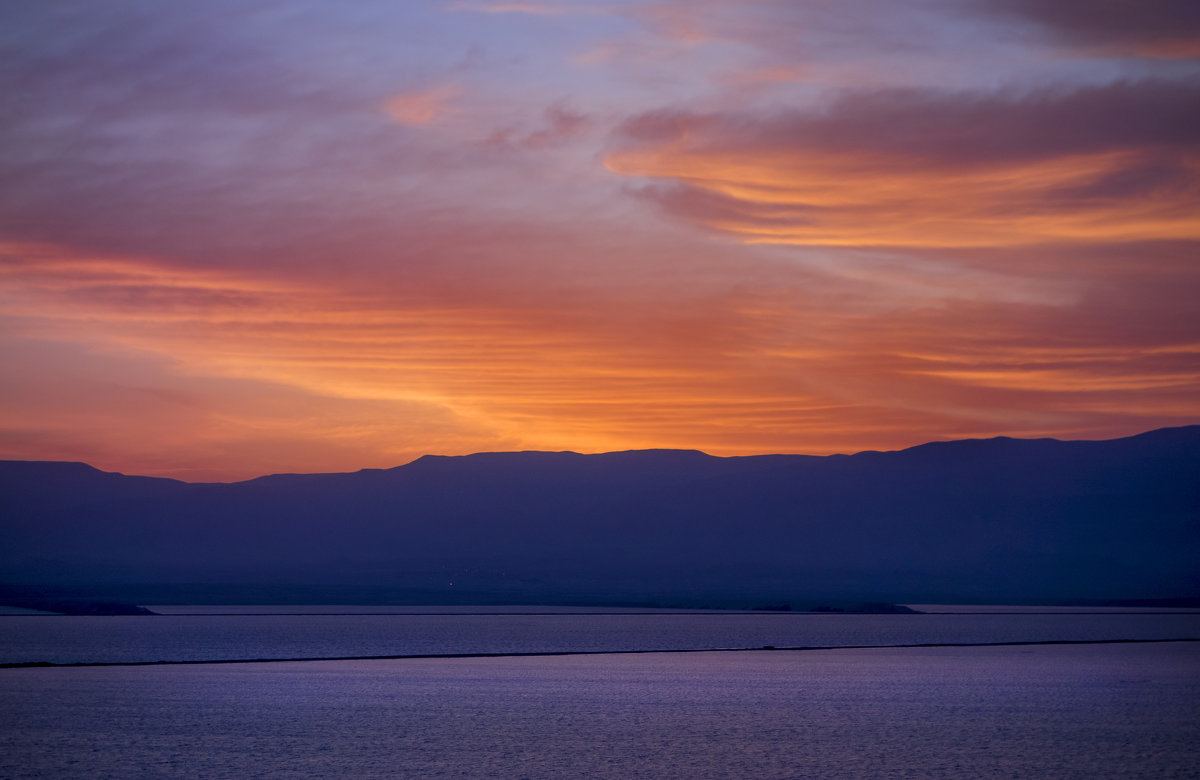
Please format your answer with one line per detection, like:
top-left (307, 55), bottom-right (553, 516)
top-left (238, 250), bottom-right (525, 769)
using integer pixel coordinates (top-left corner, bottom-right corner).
top-left (610, 148), bottom-right (1200, 248)
top-left (3, 239), bottom-right (1198, 480)
top-left (607, 82), bottom-right (1200, 249)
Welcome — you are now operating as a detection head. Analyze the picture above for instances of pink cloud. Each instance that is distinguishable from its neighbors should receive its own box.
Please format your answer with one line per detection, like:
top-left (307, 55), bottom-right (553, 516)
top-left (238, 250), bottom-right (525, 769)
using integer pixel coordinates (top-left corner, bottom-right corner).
top-left (384, 84), bottom-right (461, 126)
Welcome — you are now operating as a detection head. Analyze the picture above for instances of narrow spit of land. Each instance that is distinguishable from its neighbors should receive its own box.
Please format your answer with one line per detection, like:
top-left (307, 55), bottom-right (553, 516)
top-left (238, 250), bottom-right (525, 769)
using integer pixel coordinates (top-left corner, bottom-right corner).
top-left (4, 637), bottom-right (1197, 669)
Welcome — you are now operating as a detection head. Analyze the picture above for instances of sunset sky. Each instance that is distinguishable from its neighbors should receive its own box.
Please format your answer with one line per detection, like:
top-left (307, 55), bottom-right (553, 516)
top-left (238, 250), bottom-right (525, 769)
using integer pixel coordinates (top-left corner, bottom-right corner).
top-left (2, 1), bottom-right (1198, 481)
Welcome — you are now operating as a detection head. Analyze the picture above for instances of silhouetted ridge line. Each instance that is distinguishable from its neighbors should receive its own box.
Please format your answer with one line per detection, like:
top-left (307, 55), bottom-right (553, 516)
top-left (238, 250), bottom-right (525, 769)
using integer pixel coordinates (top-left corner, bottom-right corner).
top-left (1, 425), bottom-right (1197, 605)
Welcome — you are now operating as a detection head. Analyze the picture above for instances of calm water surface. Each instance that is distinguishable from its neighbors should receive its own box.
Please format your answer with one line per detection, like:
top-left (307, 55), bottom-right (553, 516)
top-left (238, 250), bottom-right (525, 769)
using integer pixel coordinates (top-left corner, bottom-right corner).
top-left (2, 643), bottom-right (1197, 778)
top-left (1, 609), bottom-right (1198, 665)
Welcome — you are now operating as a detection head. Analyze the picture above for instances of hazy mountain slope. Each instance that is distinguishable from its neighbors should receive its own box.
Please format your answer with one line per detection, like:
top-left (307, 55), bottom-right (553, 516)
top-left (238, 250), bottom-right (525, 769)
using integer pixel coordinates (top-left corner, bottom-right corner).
top-left (1, 427), bottom-right (1196, 604)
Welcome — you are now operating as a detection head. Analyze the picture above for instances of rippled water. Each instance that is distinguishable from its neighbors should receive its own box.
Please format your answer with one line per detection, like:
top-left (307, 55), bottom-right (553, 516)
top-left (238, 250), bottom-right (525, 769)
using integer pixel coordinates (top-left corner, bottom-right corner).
top-left (2, 643), bottom-right (1198, 779)
top-left (1, 610), bottom-right (1198, 778)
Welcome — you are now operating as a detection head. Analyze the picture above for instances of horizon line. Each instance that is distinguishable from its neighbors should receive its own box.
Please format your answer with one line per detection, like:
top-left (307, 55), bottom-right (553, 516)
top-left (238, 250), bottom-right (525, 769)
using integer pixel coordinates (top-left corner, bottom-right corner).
top-left (2, 423), bottom-right (1196, 485)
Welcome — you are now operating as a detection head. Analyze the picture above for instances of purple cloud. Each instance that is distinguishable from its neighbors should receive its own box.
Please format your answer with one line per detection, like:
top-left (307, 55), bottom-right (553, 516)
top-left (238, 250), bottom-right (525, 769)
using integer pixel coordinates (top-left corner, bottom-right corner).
top-left (981, 0), bottom-right (1200, 56)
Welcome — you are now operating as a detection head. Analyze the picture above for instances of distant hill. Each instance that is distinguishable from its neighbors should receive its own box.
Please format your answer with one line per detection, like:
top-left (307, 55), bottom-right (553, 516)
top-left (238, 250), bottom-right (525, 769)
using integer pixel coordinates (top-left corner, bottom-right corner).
top-left (1, 427), bottom-right (1197, 606)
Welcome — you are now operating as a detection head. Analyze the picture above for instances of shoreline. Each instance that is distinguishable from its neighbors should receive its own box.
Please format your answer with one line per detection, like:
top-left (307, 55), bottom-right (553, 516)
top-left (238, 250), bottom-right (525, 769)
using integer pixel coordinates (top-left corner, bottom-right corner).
top-left (5, 636), bottom-right (1197, 670)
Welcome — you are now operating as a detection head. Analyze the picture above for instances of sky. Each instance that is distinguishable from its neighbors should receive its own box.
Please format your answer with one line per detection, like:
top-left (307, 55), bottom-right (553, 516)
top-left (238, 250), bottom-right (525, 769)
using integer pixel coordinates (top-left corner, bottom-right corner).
top-left (1, 0), bottom-right (1198, 481)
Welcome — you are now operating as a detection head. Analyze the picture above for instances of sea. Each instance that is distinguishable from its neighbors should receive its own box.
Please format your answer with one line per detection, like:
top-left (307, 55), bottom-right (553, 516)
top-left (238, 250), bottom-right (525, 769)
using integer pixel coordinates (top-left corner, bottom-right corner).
top-left (1, 606), bottom-right (1198, 778)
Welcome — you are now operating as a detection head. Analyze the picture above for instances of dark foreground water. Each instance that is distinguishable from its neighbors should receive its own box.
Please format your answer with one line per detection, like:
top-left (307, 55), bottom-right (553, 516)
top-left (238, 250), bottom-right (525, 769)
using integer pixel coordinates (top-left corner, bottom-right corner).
top-left (1, 609), bottom-right (1198, 778)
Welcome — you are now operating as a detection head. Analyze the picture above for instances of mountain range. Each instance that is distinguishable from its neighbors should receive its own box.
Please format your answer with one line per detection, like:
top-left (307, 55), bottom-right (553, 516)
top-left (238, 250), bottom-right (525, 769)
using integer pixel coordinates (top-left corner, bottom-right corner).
top-left (1, 426), bottom-right (1197, 607)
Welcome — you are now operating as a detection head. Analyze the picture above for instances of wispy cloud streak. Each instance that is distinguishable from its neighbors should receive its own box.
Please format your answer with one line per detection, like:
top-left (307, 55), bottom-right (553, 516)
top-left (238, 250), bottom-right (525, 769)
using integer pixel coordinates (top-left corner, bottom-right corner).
top-left (0, 1), bottom-right (1197, 478)
top-left (607, 81), bottom-right (1200, 248)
